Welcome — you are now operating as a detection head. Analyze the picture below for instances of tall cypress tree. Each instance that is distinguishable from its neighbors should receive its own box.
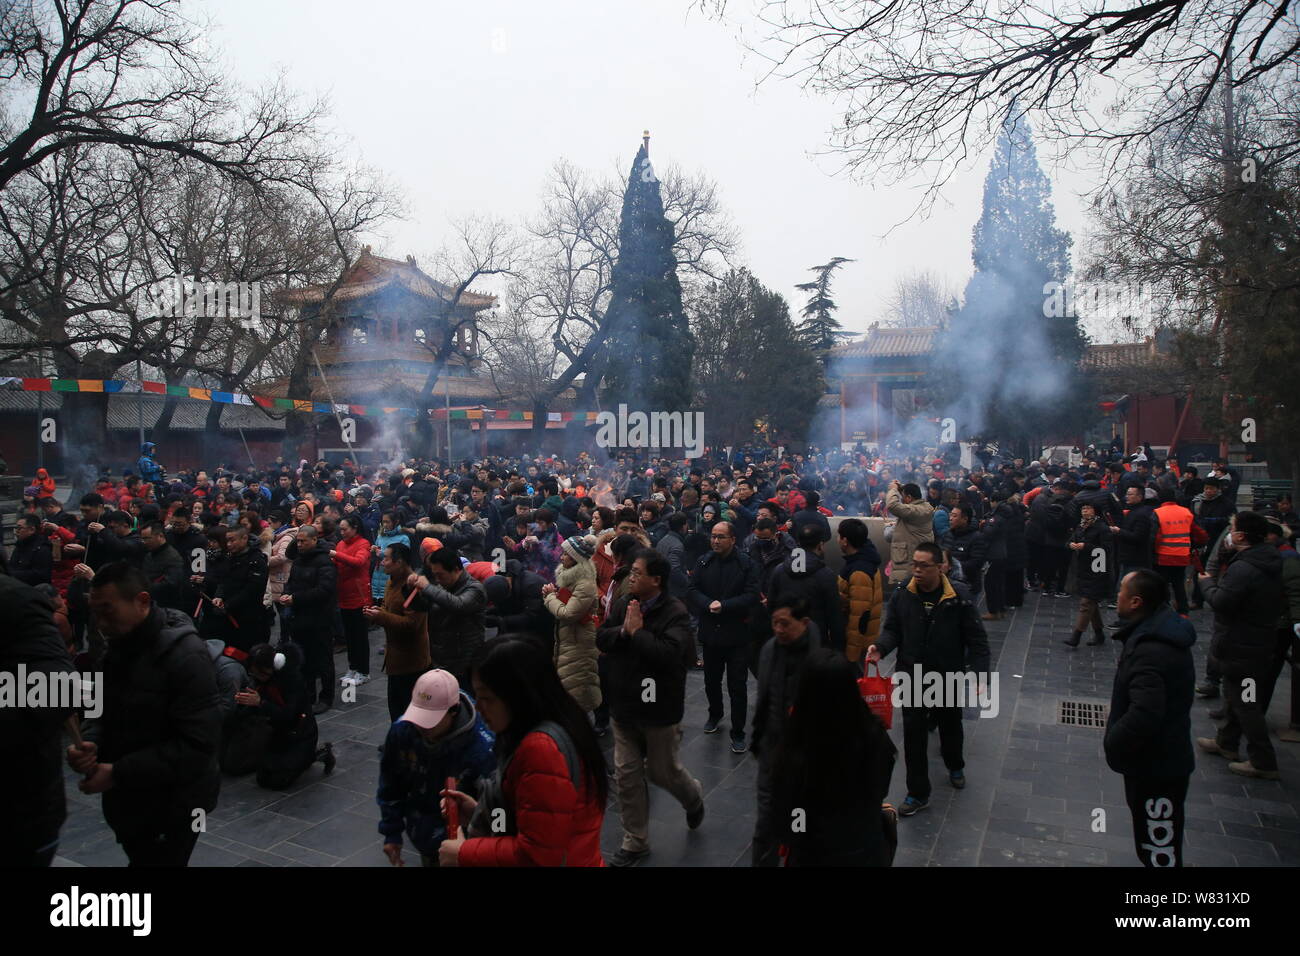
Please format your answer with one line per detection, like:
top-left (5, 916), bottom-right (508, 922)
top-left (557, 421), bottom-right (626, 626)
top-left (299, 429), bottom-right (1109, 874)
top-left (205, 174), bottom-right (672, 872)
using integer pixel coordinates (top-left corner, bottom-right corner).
top-left (794, 257), bottom-right (855, 369)
top-left (928, 113), bottom-right (1089, 456)
top-left (600, 134), bottom-right (695, 411)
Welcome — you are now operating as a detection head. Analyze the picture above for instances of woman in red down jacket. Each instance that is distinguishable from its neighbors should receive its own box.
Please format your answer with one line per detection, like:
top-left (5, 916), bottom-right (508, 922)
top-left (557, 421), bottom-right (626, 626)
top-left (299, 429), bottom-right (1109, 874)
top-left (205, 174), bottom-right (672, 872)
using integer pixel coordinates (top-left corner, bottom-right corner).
top-left (439, 639), bottom-right (607, 867)
top-left (331, 515), bottom-right (374, 686)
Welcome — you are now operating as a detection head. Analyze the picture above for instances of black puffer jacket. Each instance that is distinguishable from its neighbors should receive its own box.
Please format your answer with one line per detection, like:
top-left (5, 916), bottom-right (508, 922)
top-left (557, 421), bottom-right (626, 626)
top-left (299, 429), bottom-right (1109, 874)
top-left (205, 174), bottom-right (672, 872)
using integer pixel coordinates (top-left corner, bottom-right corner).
top-left (1029, 491), bottom-right (1072, 548)
top-left (1104, 606), bottom-right (1195, 778)
top-left (141, 543), bottom-right (185, 612)
top-left (1069, 518), bottom-right (1114, 601)
top-left (940, 524), bottom-right (987, 583)
top-left (767, 553), bottom-right (844, 652)
top-left (1113, 503), bottom-right (1155, 568)
top-left (0, 576), bottom-right (74, 856)
top-left (874, 575), bottom-right (991, 675)
top-left (981, 501), bottom-right (1013, 561)
top-left (8, 535), bottom-right (53, 586)
top-left (596, 591), bottom-right (695, 726)
top-left (1001, 500), bottom-right (1028, 565)
top-left (484, 560), bottom-right (549, 651)
top-left (420, 570), bottom-right (487, 685)
top-left (1203, 544), bottom-right (1285, 667)
top-left (751, 622), bottom-right (821, 757)
top-left (1075, 481), bottom-right (1121, 525)
top-left (216, 546), bottom-right (271, 650)
top-left (687, 548), bottom-right (761, 648)
top-left (284, 542), bottom-right (337, 633)
top-left (83, 604), bottom-right (222, 839)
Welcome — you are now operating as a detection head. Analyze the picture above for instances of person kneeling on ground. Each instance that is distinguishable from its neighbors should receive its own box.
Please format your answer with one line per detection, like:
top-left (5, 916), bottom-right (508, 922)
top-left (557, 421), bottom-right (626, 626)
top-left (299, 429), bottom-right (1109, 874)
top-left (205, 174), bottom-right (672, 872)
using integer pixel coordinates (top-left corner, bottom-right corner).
top-left (437, 640), bottom-right (607, 866)
top-left (226, 642), bottom-right (335, 788)
top-left (376, 669), bottom-right (497, 867)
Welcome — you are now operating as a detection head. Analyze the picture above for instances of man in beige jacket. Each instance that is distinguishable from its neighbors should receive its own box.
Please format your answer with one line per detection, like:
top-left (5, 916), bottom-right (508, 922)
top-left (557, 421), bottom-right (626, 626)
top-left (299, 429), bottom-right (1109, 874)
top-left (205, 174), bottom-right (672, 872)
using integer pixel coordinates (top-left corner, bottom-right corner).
top-left (886, 480), bottom-right (936, 586)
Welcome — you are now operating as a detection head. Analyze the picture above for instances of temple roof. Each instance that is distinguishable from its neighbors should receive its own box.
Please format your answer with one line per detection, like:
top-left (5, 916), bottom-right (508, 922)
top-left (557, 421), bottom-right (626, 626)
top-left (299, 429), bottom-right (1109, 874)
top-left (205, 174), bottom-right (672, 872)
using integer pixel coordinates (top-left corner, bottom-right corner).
top-left (278, 248), bottom-right (497, 309)
top-left (832, 326), bottom-right (938, 359)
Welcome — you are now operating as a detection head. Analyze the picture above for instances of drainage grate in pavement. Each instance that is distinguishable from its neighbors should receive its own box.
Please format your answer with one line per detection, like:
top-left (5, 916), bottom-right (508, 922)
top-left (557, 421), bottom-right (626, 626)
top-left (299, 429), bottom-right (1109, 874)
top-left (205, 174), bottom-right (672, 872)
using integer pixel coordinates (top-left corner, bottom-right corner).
top-left (1058, 699), bottom-right (1109, 728)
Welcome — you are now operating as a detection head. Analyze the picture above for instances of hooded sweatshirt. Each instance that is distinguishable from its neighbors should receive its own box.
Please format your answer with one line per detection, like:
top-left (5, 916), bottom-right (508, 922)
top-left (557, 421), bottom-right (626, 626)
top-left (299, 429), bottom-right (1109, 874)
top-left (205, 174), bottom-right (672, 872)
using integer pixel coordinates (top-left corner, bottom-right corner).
top-left (376, 692), bottom-right (497, 855)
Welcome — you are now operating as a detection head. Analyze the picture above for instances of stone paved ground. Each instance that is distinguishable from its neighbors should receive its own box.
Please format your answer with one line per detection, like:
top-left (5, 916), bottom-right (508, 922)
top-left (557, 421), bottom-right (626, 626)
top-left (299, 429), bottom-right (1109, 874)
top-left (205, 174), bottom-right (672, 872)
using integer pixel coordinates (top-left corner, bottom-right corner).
top-left (53, 589), bottom-right (1300, 867)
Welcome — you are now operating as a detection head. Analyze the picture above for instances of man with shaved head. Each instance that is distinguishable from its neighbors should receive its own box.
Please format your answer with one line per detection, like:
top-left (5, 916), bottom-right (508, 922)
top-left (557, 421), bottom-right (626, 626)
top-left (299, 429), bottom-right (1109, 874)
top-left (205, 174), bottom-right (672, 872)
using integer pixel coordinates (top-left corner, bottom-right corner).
top-left (687, 521), bottom-right (761, 753)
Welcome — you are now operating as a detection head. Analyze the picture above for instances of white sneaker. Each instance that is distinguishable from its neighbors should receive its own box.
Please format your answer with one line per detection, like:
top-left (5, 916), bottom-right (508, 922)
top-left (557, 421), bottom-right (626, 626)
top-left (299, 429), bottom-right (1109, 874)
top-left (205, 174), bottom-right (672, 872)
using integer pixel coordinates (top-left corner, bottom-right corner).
top-left (340, 670), bottom-right (358, 685)
top-left (351, 673), bottom-right (371, 686)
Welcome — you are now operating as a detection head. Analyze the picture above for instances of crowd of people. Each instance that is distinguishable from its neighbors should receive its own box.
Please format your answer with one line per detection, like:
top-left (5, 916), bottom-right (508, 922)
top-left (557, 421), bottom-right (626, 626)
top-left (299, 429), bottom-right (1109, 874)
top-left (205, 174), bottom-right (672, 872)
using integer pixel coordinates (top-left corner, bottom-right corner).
top-left (2, 435), bottom-right (1298, 868)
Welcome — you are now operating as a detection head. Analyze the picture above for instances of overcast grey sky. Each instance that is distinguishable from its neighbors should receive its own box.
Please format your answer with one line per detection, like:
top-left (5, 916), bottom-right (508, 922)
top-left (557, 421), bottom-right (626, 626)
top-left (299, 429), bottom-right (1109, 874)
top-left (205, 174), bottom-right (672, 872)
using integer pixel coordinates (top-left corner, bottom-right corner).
top-left (210, 0), bottom-right (1102, 337)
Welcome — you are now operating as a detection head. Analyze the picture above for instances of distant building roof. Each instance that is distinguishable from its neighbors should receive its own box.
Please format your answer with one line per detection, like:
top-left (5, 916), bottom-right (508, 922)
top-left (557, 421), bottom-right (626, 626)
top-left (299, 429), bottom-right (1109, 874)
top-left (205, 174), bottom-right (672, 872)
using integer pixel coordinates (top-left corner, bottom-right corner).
top-left (278, 248), bottom-right (496, 309)
top-left (104, 396), bottom-right (286, 431)
top-left (1082, 340), bottom-right (1158, 370)
top-left (832, 326), bottom-right (937, 359)
top-left (0, 391), bottom-right (64, 412)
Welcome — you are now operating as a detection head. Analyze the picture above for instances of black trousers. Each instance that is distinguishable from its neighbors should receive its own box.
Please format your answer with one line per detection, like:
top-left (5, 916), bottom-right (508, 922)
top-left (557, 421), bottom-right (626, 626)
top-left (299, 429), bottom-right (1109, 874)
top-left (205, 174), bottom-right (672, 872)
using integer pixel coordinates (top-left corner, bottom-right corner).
top-left (1156, 564), bottom-right (1189, 614)
top-left (292, 626), bottom-right (333, 706)
top-left (901, 703), bottom-right (963, 801)
top-left (121, 824), bottom-right (202, 867)
top-left (593, 652), bottom-right (611, 730)
top-left (985, 559), bottom-right (1007, 613)
top-left (1123, 775), bottom-right (1188, 867)
top-left (751, 753), bottom-right (779, 867)
top-left (1041, 546), bottom-right (1070, 593)
top-left (703, 639), bottom-right (749, 734)
top-left (1217, 658), bottom-right (1277, 771)
top-left (1004, 562), bottom-right (1025, 608)
top-left (1259, 628), bottom-right (1293, 716)
top-left (386, 669), bottom-right (426, 723)
top-left (1025, 541), bottom-right (1043, 587)
top-left (341, 607), bottom-right (370, 675)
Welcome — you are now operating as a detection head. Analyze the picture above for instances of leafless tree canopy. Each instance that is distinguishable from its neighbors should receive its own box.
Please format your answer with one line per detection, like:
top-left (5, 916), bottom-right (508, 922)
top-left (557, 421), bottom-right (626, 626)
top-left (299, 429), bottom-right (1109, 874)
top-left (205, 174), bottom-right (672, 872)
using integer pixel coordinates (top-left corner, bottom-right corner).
top-left (0, 0), bottom-right (326, 194)
top-left (879, 269), bottom-right (958, 327)
top-left (700, 0), bottom-right (1300, 211)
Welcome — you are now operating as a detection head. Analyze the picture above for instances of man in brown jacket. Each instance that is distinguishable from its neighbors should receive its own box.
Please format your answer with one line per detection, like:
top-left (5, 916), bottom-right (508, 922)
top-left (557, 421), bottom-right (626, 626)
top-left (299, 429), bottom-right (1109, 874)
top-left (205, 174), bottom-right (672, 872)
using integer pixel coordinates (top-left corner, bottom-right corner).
top-left (364, 542), bottom-right (431, 722)
top-left (886, 481), bottom-right (936, 587)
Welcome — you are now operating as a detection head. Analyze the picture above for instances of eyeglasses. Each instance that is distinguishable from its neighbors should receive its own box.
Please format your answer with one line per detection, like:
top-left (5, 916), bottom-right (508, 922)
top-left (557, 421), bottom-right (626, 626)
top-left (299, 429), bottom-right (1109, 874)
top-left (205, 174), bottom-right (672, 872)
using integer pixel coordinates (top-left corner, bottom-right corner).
top-left (912, 561), bottom-right (937, 569)
top-left (710, 534), bottom-right (733, 540)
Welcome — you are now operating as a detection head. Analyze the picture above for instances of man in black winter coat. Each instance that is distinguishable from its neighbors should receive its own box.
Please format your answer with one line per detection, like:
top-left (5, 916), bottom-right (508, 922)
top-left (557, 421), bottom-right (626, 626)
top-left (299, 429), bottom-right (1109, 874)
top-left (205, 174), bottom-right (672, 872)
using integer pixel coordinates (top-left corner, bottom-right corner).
top-left (1, 575), bottom-right (75, 866)
top-left (168, 510), bottom-right (209, 610)
top-left (789, 490), bottom-right (832, 545)
top-left (8, 514), bottom-right (53, 586)
top-left (749, 596), bottom-right (821, 866)
top-left (868, 542), bottom-right (991, 816)
top-left (140, 521), bottom-right (186, 612)
top-left (97, 510), bottom-right (145, 568)
top-left (280, 524), bottom-right (338, 713)
top-left (1108, 486), bottom-right (1155, 574)
top-left (1198, 512), bottom-right (1286, 779)
top-left (1030, 483), bottom-right (1074, 596)
top-left (940, 503), bottom-right (988, 600)
top-left (687, 521), bottom-right (761, 752)
top-left (214, 525), bottom-right (270, 652)
top-left (68, 562), bottom-right (221, 866)
top-left (1105, 569), bottom-right (1195, 867)
top-left (483, 559), bottom-right (550, 656)
top-left (766, 523), bottom-right (844, 652)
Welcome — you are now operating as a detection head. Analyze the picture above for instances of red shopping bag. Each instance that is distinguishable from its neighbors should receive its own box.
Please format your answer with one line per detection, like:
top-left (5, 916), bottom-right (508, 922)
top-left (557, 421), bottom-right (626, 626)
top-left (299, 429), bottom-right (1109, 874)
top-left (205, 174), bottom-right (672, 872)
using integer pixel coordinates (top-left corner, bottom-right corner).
top-left (858, 663), bottom-right (894, 730)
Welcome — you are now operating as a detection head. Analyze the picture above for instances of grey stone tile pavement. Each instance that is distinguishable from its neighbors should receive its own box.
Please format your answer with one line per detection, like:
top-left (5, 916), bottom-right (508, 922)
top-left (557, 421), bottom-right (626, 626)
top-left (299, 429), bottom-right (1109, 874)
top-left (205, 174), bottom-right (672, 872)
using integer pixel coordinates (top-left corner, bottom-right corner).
top-left (53, 588), bottom-right (1300, 866)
